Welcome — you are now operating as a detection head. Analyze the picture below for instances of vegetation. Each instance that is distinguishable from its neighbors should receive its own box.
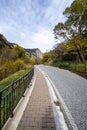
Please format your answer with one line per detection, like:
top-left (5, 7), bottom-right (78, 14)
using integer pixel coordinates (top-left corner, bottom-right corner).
top-left (0, 65), bottom-right (32, 90)
top-left (29, 57), bottom-right (36, 65)
top-left (42, 0), bottom-right (87, 78)
top-left (52, 61), bottom-right (87, 72)
top-left (0, 59), bottom-right (25, 81)
top-left (0, 34), bottom-right (12, 47)
top-left (13, 45), bottom-right (25, 59)
top-left (0, 33), bottom-right (38, 84)
top-left (42, 52), bottom-right (53, 64)
top-left (53, 0), bottom-right (87, 63)
top-left (0, 34), bottom-right (34, 129)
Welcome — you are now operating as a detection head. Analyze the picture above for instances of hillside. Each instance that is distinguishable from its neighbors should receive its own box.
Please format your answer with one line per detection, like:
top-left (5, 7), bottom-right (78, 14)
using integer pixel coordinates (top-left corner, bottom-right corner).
top-left (0, 34), bottom-right (12, 48)
top-left (0, 33), bottom-right (43, 65)
top-left (0, 34), bottom-right (19, 49)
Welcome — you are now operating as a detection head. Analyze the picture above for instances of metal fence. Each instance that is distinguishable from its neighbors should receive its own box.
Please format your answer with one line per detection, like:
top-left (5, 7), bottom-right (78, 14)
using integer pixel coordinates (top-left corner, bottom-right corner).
top-left (0, 67), bottom-right (34, 129)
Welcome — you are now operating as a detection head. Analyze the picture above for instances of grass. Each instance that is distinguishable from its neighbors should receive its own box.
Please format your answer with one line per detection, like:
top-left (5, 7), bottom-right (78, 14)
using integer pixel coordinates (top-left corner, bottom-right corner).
top-left (54, 101), bottom-right (63, 113)
top-left (52, 61), bottom-right (87, 79)
top-left (69, 63), bottom-right (86, 72)
top-left (0, 65), bottom-right (32, 91)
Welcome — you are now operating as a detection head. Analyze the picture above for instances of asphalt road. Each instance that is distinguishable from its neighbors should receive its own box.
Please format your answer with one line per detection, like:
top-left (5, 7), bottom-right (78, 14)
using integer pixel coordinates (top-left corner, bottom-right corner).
top-left (38, 65), bottom-right (87, 130)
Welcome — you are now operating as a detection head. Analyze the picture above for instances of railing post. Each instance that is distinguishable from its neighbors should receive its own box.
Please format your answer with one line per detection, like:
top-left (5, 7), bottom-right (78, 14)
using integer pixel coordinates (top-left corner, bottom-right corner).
top-left (11, 82), bottom-right (14, 117)
top-left (0, 92), bottom-right (2, 129)
top-left (85, 62), bottom-right (87, 74)
top-left (22, 76), bottom-right (25, 97)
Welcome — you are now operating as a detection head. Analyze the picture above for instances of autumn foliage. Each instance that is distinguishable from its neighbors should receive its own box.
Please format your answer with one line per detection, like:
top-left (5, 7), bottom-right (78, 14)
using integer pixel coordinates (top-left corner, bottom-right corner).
top-left (0, 60), bottom-right (25, 81)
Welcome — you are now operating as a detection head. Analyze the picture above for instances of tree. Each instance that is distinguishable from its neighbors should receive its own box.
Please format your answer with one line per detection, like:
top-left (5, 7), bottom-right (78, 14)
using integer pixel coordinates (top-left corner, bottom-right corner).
top-left (52, 43), bottom-right (66, 62)
top-left (0, 46), bottom-right (12, 65)
top-left (54, 0), bottom-right (87, 63)
top-left (29, 57), bottom-right (36, 65)
top-left (13, 45), bottom-right (25, 59)
top-left (42, 52), bottom-right (53, 64)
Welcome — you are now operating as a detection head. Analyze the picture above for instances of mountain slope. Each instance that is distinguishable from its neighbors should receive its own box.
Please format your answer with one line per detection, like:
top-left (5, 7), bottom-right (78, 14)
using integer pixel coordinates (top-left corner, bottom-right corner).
top-left (0, 34), bottom-right (12, 48)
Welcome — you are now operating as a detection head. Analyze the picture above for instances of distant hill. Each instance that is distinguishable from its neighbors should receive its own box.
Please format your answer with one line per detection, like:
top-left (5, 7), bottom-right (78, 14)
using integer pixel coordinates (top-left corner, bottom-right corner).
top-left (0, 34), bottom-right (19, 49)
top-left (25, 48), bottom-right (43, 60)
top-left (0, 33), bottom-right (43, 62)
top-left (0, 34), bottom-right (12, 48)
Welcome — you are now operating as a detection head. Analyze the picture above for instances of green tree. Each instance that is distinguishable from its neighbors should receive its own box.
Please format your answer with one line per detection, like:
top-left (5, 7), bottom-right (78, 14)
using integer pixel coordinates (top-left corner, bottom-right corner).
top-left (42, 52), bottom-right (53, 64)
top-left (52, 43), bottom-right (66, 62)
top-left (54, 0), bottom-right (87, 62)
top-left (13, 45), bottom-right (25, 59)
top-left (29, 57), bottom-right (36, 65)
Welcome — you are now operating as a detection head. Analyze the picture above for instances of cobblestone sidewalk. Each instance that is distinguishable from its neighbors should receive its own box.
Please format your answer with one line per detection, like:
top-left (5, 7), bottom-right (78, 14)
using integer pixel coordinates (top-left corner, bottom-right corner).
top-left (17, 67), bottom-right (56, 130)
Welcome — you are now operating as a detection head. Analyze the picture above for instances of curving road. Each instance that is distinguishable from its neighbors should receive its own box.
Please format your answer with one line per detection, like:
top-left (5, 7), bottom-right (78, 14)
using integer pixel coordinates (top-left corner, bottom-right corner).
top-left (38, 65), bottom-right (87, 130)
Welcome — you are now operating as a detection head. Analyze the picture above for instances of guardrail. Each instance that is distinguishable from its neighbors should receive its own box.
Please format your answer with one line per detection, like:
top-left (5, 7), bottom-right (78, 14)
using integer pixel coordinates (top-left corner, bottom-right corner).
top-left (0, 67), bottom-right (34, 129)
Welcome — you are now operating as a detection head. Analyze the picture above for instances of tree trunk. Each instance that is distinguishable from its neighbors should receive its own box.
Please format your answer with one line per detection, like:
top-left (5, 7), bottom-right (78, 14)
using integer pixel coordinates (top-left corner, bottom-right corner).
top-left (74, 39), bottom-right (85, 63)
top-left (77, 49), bottom-right (85, 63)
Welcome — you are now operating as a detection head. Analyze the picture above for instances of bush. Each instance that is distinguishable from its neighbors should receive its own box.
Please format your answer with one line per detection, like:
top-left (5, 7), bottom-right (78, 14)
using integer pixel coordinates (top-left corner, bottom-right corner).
top-left (14, 59), bottom-right (25, 71)
top-left (29, 57), bottom-right (36, 65)
top-left (58, 62), bottom-right (70, 68)
top-left (24, 56), bottom-right (30, 64)
top-left (62, 53), bottom-right (77, 61)
top-left (53, 62), bottom-right (70, 68)
top-left (0, 60), bottom-right (25, 81)
top-left (0, 67), bottom-right (5, 80)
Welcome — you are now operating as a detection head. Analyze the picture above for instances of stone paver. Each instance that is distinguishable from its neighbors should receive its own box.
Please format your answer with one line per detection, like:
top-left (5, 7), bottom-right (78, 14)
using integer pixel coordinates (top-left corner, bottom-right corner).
top-left (17, 67), bottom-right (56, 130)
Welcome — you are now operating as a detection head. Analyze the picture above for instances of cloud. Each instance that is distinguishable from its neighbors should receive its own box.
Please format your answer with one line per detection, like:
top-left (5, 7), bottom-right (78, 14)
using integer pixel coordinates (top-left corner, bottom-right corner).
top-left (0, 0), bottom-right (74, 52)
top-left (44, 0), bottom-right (73, 27)
top-left (33, 27), bottom-right (54, 44)
top-left (31, 27), bottom-right (55, 52)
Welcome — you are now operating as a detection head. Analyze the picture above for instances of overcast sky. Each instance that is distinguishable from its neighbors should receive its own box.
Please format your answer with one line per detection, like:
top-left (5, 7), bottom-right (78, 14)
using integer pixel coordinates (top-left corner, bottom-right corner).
top-left (0, 0), bottom-right (73, 52)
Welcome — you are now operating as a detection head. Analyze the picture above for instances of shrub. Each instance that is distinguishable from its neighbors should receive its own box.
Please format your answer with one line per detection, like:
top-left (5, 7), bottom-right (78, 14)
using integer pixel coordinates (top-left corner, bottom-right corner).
top-left (29, 57), bottom-right (36, 65)
top-left (14, 59), bottom-right (25, 71)
top-left (58, 62), bottom-right (70, 68)
top-left (24, 56), bottom-right (30, 64)
top-left (53, 62), bottom-right (70, 68)
top-left (62, 53), bottom-right (77, 61)
top-left (0, 60), bottom-right (25, 81)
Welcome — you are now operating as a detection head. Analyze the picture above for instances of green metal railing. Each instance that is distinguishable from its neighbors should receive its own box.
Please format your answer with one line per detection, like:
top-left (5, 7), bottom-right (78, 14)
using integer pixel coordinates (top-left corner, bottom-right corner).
top-left (0, 67), bottom-right (34, 129)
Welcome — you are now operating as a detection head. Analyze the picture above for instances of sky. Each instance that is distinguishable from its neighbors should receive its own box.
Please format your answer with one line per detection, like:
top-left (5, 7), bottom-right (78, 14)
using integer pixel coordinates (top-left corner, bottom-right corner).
top-left (0, 0), bottom-right (73, 52)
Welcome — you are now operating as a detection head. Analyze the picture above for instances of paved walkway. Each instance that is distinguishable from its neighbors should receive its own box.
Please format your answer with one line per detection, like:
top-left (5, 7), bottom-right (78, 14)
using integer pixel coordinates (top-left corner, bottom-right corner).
top-left (16, 67), bottom-right (56, 130)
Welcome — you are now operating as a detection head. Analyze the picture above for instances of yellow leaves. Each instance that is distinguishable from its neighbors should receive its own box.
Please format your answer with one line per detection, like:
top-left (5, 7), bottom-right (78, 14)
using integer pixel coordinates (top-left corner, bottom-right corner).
top-left (13, 45), bottom-right (25, 58)
top-left (13, 59), bottom-right (25, 71)
top-left (29, 57), bottom-right (36, 65)
top-left (0, 59), bottom-right (25, 81)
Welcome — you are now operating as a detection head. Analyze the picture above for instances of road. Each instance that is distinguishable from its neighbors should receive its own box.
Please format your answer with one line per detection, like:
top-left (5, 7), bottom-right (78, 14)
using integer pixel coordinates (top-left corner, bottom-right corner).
top-left (38, 65), bottom-right (87, 130)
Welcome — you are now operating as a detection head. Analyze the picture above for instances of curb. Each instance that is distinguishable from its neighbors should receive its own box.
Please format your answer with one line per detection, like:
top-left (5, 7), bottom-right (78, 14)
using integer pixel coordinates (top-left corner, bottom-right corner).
top-left (47, 77), bottom-right (79, 130)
